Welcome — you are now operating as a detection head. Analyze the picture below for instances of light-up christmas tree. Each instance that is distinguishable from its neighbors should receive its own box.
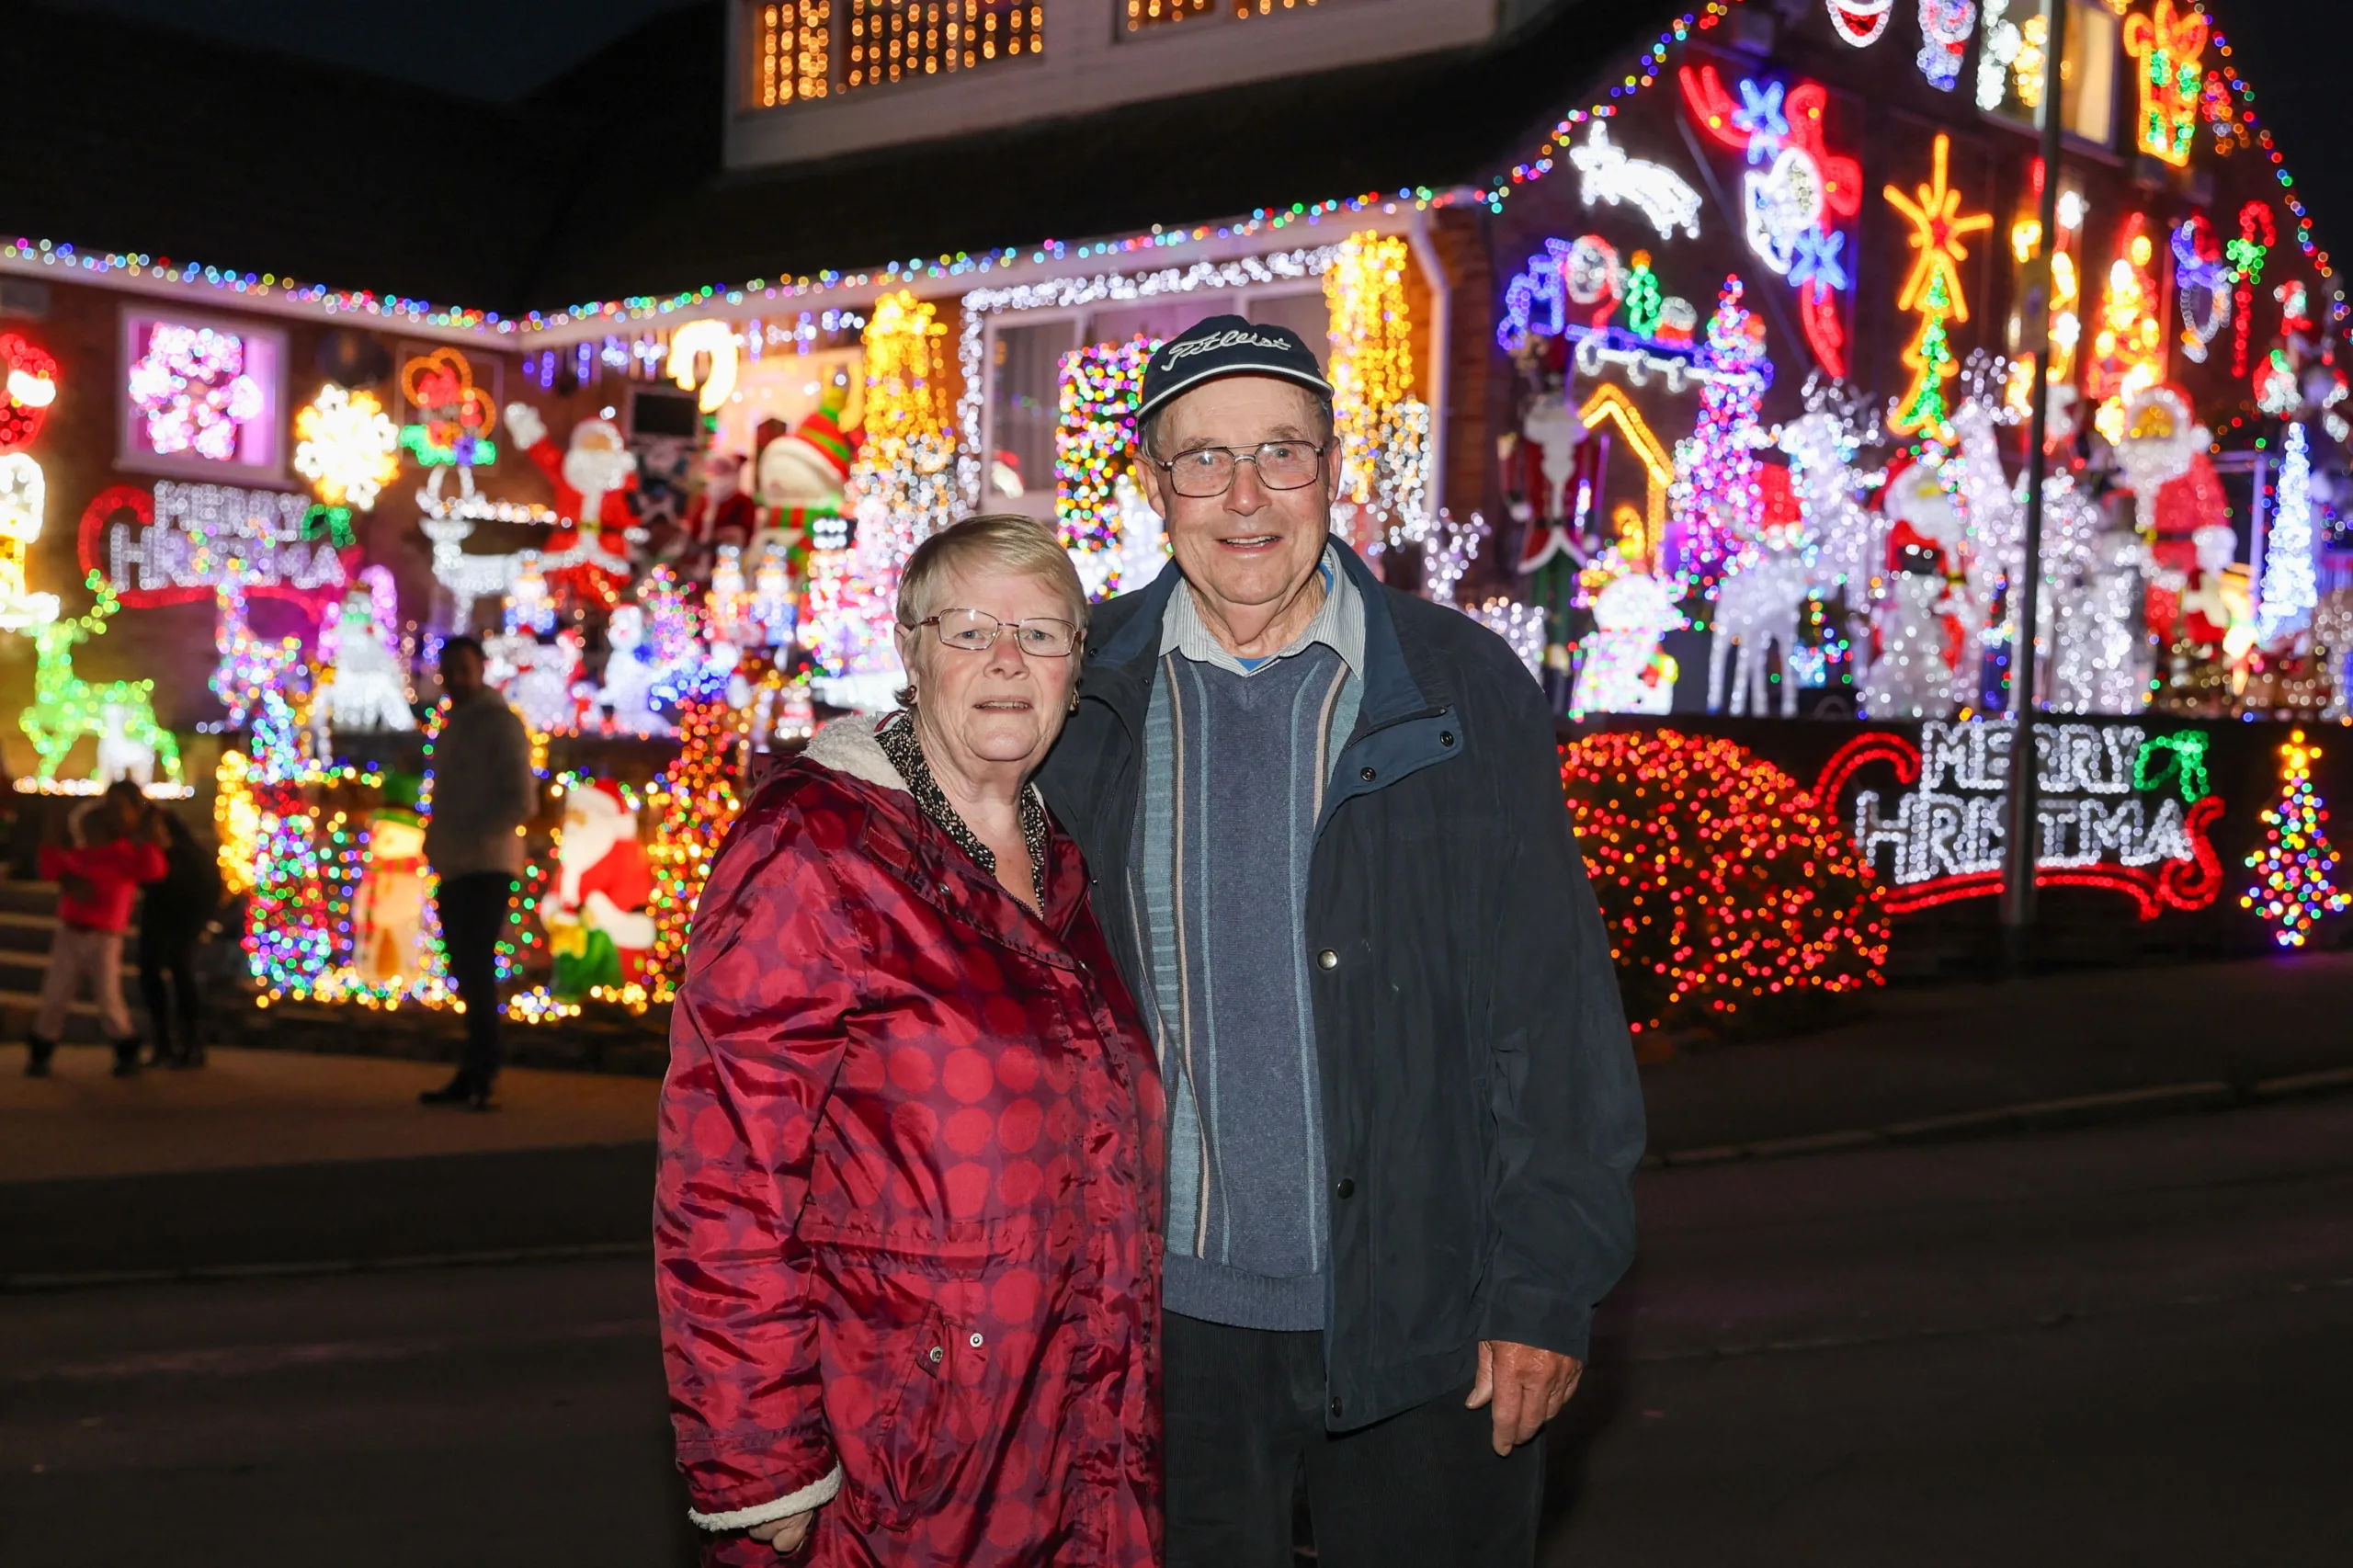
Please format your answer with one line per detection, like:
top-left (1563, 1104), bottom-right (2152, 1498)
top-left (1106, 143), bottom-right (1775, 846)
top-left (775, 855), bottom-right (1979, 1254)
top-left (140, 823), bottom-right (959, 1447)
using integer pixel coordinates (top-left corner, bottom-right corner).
top-left (2256, 421), bottom-right (2317, 641)
top-left (1666, 276), bottom-right (1768, 581)
top-left (2241, 728), bottom-right (2349, 948)
top-left (645, 656), bottom-right (752, 992)
top-left (1883, 132), bottom-right (1991, 442)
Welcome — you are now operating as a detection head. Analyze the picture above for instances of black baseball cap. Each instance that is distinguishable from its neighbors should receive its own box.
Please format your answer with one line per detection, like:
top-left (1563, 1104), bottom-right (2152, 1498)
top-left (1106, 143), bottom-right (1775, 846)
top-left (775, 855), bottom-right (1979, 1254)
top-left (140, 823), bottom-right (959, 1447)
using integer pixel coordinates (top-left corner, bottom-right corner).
top-left (1134, 314), bottom-right (1334, 424)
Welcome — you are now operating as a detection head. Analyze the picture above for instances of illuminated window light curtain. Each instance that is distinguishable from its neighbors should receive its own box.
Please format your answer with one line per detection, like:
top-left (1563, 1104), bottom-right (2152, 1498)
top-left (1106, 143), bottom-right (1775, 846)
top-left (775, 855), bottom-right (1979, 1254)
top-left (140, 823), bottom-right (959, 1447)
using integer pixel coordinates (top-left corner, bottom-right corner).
top-left (1324, 232), bottom-right (1431, 556)
top-left (846, 0), bottom-right (1039, 89)
top-left (852, 288), bottom-right (958, 578)
top-left (1055, 335), bottom-right (1157, 591)
top-left (753, 2), bottom-right (834, 105)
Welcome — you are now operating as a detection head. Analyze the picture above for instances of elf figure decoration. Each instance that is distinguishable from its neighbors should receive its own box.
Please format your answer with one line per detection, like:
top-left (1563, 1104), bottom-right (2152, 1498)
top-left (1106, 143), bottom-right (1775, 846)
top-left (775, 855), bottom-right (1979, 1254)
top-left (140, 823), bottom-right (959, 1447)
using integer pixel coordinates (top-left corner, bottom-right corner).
top-left (504, 403), bottom-right (641, 602)
top-left (1859, 459), bottom-right (1969, 720)
top-left (547, 779), bottom-right (657, 997)
top-left (754, 390), bottom-right (860, 583)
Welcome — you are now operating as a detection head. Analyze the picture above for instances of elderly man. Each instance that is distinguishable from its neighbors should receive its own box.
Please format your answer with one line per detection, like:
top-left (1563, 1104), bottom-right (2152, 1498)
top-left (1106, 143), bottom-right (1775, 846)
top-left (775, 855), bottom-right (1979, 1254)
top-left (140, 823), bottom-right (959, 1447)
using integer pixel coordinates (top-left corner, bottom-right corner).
top-left (1038, 315), bottom-right (1643, 1566)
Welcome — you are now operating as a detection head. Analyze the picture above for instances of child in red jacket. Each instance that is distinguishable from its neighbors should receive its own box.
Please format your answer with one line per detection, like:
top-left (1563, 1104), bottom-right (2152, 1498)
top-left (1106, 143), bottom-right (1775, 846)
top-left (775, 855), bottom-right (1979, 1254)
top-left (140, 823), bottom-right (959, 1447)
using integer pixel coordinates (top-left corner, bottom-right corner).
top-left (26, 781), bottom-right (169, 1077)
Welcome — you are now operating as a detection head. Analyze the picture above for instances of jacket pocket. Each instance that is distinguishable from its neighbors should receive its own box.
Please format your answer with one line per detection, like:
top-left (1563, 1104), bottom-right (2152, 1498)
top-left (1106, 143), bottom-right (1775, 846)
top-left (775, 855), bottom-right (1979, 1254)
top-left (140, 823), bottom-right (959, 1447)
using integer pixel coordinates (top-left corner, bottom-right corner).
top-left (871, 1303), bottom-right (987, 1527)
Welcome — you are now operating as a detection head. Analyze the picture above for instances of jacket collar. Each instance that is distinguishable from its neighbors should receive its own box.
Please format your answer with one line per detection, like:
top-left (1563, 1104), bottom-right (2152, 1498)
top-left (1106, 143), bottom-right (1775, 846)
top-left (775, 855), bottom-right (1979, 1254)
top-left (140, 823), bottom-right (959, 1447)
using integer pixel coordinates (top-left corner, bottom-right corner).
top-left (801, 713), bottom-right (1087, 959)
top-left (1089, 543), bottom-right (1438, 733)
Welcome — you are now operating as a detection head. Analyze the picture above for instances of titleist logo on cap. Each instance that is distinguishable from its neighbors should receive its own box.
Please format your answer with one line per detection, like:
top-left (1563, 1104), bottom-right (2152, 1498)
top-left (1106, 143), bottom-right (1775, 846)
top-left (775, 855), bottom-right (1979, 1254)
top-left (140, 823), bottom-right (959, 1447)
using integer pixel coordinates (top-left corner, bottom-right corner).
top-left (1160, 329), bottom-right (1297, 365)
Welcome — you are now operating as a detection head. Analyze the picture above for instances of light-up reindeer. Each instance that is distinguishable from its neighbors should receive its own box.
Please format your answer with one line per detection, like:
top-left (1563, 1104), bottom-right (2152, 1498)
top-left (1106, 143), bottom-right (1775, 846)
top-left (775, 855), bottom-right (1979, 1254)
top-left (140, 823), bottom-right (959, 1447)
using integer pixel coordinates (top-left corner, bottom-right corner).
top-left (20, 571), bottom-right (183, 786)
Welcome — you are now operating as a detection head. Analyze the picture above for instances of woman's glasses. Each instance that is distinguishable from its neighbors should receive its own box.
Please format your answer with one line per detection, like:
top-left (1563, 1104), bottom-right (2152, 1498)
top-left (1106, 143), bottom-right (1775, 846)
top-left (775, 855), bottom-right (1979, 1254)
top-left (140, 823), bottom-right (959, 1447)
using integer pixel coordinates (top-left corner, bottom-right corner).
top-left (916, 608), bottom-right (1081, 657)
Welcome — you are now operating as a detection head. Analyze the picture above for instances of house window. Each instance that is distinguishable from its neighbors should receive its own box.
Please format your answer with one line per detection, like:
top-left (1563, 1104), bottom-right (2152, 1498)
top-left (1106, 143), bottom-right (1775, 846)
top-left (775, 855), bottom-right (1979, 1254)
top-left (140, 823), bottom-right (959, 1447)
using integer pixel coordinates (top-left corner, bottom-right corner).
top-left (981, 286), bottom-right (1327, 512)
top-left (117, 308), bottom-right (285, 483)
top-left (746, 0), bottom-right (1040, 107)
top-left (1978, 0), bottom-right (2119, 147)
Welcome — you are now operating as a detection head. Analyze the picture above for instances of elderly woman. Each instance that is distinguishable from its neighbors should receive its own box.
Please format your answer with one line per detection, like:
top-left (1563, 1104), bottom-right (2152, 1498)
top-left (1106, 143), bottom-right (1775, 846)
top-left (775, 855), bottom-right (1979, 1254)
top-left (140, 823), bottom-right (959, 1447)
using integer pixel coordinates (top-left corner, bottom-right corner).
top-left (656, 515), bottom-right (1165, 1567)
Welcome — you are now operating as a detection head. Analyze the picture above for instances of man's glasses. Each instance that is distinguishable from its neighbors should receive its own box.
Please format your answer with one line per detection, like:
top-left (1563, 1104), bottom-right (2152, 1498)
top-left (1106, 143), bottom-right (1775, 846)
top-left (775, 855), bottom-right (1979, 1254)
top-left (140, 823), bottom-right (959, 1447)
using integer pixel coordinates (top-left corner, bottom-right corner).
top-left (1146, 439), bottom-right (1330, 498)
top-left (915, 608), bottom-right (1081, 658)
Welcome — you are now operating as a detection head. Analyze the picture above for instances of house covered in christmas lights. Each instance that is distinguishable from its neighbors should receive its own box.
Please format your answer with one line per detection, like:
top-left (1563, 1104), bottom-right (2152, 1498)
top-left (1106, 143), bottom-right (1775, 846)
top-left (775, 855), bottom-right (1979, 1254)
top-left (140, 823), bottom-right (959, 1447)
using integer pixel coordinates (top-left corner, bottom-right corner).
top-left (2, 0), bottom-right (2347, 1026)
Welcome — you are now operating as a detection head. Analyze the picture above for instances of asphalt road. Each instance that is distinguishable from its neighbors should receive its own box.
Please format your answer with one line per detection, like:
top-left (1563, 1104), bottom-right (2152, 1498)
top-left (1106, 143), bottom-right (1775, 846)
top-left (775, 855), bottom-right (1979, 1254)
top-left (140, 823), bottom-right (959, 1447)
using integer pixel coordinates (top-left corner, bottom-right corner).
top-left (3, 1096), bottom-right (2348, 1567)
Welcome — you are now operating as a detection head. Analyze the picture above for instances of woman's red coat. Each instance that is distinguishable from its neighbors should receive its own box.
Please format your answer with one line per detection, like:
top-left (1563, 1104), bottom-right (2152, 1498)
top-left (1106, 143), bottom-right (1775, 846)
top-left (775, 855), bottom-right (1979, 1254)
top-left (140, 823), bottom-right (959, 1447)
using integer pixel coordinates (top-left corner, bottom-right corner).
top-left (655, 751), bottom-right (1165, 1566)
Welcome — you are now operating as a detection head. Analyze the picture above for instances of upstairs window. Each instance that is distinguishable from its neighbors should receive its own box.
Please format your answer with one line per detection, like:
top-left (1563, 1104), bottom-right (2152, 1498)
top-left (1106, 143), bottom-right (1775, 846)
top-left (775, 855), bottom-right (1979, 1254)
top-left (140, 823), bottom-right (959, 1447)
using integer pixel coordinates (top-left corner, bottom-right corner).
top-left (1977, 0), bottom-right (2120, 147)
top-left (747, 0), bottom-right (1041, 108)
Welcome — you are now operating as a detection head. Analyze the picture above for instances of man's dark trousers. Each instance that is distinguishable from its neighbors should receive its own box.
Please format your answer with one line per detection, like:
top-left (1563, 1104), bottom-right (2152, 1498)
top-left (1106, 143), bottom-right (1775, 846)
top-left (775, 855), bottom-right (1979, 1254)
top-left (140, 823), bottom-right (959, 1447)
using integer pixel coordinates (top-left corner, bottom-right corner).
top-left (436, 872), bottom-right (515, 1091)
top-left (1164, 1312), bottom-right (1545, 1568)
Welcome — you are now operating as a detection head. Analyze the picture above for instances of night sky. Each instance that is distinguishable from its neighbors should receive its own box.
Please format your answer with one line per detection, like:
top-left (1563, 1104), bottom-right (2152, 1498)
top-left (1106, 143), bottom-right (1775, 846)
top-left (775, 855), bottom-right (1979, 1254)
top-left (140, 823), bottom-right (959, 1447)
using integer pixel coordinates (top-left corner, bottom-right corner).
top-left (39, 0), bottom-right (2353, 271)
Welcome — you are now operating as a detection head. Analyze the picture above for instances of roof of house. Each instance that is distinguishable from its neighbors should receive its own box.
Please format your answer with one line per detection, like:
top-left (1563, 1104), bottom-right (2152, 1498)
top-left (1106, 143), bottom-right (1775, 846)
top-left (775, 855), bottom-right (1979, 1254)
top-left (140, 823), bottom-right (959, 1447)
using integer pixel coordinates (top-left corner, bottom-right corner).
top-left (1, 0), bottom-right (1671, 319)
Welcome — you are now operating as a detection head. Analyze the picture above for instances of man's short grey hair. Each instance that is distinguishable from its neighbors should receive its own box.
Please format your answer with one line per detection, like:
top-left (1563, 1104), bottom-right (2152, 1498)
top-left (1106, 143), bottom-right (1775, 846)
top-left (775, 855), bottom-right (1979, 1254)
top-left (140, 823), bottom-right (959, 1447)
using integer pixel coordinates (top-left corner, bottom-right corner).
top-left (1137, 385), bottom-right (1337, 461)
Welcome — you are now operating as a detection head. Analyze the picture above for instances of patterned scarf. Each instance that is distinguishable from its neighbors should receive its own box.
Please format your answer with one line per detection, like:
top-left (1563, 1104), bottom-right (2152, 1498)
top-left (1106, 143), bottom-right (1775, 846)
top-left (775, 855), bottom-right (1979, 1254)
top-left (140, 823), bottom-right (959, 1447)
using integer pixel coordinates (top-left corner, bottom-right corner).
top-left (874, 710), bottom-right (1051, 910)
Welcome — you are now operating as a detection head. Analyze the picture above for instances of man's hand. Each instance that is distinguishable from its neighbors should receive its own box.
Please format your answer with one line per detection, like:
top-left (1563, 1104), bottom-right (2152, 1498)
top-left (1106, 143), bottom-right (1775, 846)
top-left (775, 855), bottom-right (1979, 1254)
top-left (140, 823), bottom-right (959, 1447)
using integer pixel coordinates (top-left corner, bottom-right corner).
top-left (745, 1510), bottom-right (815, 1556)
top-left (1466, 1339), bottom-right (1583, 1456)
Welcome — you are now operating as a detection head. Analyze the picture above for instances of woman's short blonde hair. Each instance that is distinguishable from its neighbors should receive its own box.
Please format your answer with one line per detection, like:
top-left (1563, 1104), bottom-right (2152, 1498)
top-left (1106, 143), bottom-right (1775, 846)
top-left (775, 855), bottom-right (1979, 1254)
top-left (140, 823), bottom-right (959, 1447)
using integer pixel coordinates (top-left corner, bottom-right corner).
top-left (893, 513), bottom-right (1090, 635)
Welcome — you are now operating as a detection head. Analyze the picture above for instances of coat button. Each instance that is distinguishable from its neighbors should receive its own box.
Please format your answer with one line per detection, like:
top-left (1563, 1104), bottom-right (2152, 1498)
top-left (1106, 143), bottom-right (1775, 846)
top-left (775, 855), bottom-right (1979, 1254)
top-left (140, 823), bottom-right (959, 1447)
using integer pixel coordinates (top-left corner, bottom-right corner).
top-left (926, 1345), bottom-right (944, 1365)
top-left (1316, 949), bottom-right (1337, 970)
top-left (1440, 731), bottom-right (1456, 747)
top-left (1359, 767), bottom-right (1376, 781)
top-left (1335, 1177), bottom-right (1355, 1199)
top-left (1330, 1396), bottom-right (1343, 1418)
top-left (968, 1331), bottom-right (985, 1348)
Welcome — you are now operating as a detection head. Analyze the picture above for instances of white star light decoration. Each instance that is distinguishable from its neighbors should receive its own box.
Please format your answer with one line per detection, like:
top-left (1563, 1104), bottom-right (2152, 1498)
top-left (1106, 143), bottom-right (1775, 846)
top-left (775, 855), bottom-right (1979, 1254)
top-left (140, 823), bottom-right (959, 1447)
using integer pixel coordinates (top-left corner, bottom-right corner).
top-left (1570, 121), bottom-right (1703, 242)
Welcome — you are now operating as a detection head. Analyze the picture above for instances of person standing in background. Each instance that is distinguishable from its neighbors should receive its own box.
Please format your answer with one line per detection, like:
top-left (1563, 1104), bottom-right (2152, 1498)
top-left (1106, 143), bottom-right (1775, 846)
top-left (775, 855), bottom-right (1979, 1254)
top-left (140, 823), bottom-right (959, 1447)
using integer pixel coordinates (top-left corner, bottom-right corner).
top-left (139, 808), bottom-right (222, 1068)
top-left (25, 781), bottom-right (168, 1078)
top-left (419, 635), bottom-right (537, 1110)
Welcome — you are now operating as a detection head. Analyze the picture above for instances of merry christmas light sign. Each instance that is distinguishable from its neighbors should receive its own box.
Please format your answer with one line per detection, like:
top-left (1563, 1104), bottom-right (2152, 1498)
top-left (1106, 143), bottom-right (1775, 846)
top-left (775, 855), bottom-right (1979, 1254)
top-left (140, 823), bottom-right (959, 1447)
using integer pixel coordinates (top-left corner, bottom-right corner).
top-left (78, 481), bottom-right (354, 609)
top-left (1820, 722), bottom-right (2224, 918)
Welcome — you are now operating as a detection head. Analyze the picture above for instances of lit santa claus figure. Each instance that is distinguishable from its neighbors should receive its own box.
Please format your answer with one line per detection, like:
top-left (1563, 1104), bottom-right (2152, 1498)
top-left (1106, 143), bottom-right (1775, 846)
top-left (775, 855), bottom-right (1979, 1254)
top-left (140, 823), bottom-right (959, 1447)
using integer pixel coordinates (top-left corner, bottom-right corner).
top-left (1859, 458), bottom-right (1969, 720)
top-left (547, 778), bottom-right (656, 998)
top-left (679, 446), bottom-right (756, 574)
top-left (2112, 383), bottom-right (2225, 643)
top-left (504, 402), bottom-right (640, 601)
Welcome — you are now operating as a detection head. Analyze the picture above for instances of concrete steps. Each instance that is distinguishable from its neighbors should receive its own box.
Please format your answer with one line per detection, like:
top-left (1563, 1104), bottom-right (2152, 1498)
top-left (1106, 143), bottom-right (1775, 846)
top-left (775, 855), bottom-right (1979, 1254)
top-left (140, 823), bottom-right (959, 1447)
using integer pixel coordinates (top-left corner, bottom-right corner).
top-left (0, 881), bottom-right (142, 1045)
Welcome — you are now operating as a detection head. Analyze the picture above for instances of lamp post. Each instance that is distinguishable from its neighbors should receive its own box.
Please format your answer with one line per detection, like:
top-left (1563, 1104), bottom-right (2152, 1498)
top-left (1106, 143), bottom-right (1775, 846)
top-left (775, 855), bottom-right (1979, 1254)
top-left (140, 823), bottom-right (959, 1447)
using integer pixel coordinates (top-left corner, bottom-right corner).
top-left (2001, 0), bottom-right (2070, 975)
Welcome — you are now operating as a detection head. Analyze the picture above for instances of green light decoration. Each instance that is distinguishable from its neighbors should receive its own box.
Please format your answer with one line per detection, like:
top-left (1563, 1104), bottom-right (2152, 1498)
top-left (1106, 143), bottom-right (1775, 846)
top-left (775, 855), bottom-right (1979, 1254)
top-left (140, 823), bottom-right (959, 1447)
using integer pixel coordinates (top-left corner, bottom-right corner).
top-left (2133, 731), bottom-right (2211, 803)
top-left (302, 502), bottom-right (355, 547)
top-left (1893, 270), bottom-right (1958, 439)
top-left (17, 572), bottom-right (183, 785)
top-left (1622, 254), bottom-right (1665, 339)
top-left (1883, 132), bottom-right (1991, 441)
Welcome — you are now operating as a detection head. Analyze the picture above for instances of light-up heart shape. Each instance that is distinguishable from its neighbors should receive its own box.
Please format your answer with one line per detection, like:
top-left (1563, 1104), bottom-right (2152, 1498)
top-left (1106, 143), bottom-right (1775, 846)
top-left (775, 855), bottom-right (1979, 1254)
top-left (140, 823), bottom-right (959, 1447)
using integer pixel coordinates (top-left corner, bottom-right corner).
top-left (0, 333), bottom-right (59, 452)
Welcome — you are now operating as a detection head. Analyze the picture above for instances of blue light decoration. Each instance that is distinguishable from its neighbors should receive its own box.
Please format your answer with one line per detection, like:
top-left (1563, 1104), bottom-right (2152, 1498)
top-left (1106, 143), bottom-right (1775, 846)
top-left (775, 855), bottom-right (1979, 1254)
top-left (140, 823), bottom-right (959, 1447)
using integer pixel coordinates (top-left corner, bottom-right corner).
top-left (1915, 0), bottom-right (1977, 92)
top-left (2170, 215), bottom-right (2232, 366)
top-left (1679, 63), bottom-right (1862, 378)
top-left (1496, 234), bottom-right (1729, 392)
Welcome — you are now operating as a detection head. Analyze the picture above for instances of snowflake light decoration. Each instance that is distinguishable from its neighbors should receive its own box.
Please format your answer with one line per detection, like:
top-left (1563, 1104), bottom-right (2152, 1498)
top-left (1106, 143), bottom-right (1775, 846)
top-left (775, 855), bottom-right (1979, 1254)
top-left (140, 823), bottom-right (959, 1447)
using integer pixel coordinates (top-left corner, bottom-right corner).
top-left (127, 323), bottom-right (262, 462)
top-left (293, 383), bottom-right (402, 511)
